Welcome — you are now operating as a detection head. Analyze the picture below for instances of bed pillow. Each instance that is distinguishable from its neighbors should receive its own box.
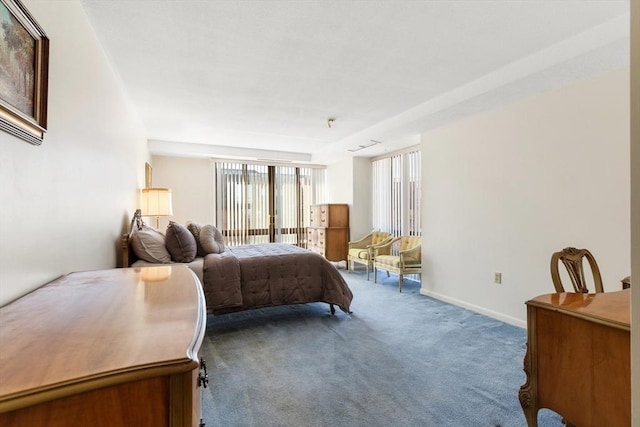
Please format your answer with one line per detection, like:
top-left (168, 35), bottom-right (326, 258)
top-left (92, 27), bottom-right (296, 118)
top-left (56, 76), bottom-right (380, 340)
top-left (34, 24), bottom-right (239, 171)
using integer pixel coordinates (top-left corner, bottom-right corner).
top-left (200, 224), bottom-right (226, 254)
top-left (186, 221), bottom-right (206, 257)
top-left (130, 226), bottom-right (172, 264)
top-left (165, 221), bottom-right (197, 262)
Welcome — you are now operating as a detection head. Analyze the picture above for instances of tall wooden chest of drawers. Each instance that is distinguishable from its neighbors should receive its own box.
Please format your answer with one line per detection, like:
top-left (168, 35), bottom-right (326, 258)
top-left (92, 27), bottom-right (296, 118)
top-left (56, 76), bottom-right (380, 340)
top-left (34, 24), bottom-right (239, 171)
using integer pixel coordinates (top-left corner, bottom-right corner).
top-left (307, 203), bottom-right (349, 262)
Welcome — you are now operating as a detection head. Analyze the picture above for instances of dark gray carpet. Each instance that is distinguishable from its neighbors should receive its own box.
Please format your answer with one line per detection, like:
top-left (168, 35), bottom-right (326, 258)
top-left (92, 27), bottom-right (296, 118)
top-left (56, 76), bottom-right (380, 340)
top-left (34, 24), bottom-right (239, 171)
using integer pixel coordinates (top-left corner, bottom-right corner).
top-left (200, 269), bottom-right (562, 427)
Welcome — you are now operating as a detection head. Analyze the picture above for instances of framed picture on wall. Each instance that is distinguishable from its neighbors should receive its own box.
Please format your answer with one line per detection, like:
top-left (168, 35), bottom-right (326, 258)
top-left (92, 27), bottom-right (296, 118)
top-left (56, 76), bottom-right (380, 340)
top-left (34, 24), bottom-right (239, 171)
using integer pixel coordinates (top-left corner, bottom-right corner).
top-left (0, 0), bottom-right (48, 145)
top-left (145, 162), bottom-right (152, 188)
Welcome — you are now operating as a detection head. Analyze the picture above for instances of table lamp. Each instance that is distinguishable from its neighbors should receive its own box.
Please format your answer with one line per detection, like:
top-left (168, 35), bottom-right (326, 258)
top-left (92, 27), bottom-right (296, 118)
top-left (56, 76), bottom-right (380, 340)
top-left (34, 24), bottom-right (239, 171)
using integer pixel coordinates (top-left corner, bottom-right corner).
top-left (140, 187), bottom-right (173, 229)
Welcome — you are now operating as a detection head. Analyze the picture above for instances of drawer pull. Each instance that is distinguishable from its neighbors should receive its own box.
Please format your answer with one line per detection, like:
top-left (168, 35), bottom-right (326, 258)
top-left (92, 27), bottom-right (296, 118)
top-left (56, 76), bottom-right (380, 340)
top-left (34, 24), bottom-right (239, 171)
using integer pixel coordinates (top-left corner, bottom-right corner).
top-left (198, 357), bottom-right (209, 388)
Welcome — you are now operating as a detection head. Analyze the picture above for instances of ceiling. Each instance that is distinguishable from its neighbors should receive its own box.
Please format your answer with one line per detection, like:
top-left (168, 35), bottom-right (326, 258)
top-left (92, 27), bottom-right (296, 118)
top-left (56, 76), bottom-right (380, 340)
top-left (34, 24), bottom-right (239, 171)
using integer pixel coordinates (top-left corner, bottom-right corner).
top-left (80, 0), bottom-right (629, 164)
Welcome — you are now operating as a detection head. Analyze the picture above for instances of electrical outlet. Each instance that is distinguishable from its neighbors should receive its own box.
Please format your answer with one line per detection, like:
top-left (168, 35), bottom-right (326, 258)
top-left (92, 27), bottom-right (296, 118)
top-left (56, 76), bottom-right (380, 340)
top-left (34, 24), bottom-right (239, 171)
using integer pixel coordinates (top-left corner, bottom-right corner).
top-left (494, 272), bottom-right (502, 284)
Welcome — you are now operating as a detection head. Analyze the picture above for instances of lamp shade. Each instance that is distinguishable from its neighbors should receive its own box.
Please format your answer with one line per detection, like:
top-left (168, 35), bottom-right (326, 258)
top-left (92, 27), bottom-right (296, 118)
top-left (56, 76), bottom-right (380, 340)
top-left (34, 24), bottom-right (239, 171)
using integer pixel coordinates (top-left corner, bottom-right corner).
top-left (140, 188), bottom-right (173, 217)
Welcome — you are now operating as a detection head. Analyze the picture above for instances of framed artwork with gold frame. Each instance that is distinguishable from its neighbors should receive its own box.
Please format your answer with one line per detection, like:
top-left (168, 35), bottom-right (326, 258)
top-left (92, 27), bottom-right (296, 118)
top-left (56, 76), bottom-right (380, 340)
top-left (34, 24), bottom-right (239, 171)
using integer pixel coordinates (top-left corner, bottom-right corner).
top-left (0, 0), bottom-right (49, 145)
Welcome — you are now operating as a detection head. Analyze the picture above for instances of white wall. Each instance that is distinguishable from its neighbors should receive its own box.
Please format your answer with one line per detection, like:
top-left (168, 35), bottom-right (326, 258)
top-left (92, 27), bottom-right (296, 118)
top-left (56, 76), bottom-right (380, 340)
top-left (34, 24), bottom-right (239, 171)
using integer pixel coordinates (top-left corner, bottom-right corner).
top-left (326, 158), bottom-right (353, 243)
top-left (421, 68), bottom-right (630, 326)
top-left (326, 157), bottom-right (372, 241)
top-left (150, 155), bottom-right (214, 229)
top-left (630, 0), bottom-right (639, 421)
top-left (0, 0), bottom-right (149, 305)
top-left (326, 158), bottom-right (353, 203)
top-left (352, 157), bottom-right (372, 240)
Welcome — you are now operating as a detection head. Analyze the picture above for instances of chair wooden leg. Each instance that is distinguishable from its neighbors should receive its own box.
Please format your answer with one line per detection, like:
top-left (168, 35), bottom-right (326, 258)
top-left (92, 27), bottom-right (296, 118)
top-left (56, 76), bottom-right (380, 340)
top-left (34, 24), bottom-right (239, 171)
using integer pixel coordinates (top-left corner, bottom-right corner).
top-left (374, 267), bottom-right (378, 283)
top-left (366, 262), bottom-right (370, 281)
top-left (399, 274), bottom-right (403, 292)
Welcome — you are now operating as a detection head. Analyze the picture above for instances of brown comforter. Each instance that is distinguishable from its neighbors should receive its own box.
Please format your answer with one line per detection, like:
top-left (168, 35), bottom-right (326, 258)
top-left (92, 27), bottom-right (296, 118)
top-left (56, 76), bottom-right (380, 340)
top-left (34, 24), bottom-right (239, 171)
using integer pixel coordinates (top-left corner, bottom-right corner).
top-left (202, 243), bottom-right (353, 315)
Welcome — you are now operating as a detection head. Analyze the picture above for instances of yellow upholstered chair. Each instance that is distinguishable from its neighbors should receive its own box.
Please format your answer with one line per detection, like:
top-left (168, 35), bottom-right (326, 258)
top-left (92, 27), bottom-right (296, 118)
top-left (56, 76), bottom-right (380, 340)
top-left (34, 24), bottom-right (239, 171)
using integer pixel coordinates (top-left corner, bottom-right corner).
top-left (348, 231), bottom-right (393, 280)
top-left (373, 236), bottom-right (422, 292)
top-left (550, 247), bottom-right (604, 293)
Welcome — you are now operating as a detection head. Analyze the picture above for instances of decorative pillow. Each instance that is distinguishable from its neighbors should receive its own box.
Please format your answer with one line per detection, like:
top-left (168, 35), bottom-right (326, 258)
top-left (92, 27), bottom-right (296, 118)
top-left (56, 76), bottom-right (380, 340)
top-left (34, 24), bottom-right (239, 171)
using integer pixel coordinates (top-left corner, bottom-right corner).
top-left (165, 221), bottom-right (197, 262)
top-left (130, 226), bottom-right (172, 264)
top-left (200, 224), bottom-right (226, 254)
top-left (186, 221), bottom-right (206, 257)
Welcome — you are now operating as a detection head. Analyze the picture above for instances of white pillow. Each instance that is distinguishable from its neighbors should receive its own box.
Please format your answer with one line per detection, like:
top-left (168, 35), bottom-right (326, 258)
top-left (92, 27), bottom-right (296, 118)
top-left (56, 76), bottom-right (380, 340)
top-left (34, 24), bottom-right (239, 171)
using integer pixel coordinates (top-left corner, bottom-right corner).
top-left (200, 224), bottom-right (226, 254)
top-left (130, 226), bottom-right (172, 263)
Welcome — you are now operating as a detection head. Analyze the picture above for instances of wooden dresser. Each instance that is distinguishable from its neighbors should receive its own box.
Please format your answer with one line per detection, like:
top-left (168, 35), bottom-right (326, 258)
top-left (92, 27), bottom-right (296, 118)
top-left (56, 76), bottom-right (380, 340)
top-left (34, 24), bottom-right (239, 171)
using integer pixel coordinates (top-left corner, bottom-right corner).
top-left (519, 289), bottom-right (630, 427)
top-left (0, 266), bottom-right (207, 427)
top-left (306, 203), bottom-right (349, 262)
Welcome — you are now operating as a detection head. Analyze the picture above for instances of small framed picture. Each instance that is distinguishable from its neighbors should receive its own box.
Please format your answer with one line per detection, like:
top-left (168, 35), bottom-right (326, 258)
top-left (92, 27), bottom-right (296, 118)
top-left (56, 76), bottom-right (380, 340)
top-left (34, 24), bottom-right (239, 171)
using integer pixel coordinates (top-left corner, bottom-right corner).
top-left (145, 162), bottom-right (152, 188)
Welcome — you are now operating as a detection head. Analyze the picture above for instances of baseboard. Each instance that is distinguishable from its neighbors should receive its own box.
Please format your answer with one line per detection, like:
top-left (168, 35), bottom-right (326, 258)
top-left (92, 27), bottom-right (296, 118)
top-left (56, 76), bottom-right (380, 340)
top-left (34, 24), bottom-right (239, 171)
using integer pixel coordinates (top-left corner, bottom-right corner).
top-left (419, 288), bottom-right (526, 329)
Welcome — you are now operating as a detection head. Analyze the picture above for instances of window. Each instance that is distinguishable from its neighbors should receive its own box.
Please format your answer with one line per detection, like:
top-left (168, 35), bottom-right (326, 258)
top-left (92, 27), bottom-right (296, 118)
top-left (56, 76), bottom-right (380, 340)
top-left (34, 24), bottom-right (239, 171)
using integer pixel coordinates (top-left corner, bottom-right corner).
top-left (371, 148), bottom-right (421, 236)
top-left (214, 161), bottom-right (325, 246)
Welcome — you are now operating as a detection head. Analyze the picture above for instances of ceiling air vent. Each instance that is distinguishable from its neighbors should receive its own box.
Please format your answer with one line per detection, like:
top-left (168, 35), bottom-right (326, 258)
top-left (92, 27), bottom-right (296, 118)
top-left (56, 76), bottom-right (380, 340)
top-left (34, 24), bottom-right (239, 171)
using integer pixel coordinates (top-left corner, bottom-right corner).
top-left (348, 140), bottom-right (381, 153)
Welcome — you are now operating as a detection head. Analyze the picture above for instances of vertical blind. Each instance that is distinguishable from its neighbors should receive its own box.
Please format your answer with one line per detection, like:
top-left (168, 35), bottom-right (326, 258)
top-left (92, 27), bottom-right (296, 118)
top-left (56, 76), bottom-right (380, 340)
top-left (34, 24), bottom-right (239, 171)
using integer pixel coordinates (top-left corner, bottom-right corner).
top-left (372, 157), bottom-right (392, 234)
top-left (407, 149), bottom-right (422, 236)
top-left (215, 161), bottom-right (325, 246)
top-left (371, 148), bottom-right (422, 237)
top-left (274, 166), bottom-right (302, 245)
top-left (214, 162), bottom-right (269, 246)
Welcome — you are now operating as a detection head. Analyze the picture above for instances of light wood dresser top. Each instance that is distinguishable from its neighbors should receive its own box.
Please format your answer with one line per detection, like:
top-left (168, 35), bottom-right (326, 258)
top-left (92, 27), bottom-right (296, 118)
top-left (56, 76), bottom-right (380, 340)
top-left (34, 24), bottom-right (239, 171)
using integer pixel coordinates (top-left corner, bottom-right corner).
top-left (526, 288), bottom-right (630, 331)
top-left (0, 266), bottom-right (206, 412)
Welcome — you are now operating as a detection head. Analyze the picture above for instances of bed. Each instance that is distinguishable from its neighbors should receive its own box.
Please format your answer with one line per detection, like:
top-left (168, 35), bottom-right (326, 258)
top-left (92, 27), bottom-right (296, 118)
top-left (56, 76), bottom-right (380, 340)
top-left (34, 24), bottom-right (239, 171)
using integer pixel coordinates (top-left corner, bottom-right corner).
top-left (121, 210), bottom-right (353, 316)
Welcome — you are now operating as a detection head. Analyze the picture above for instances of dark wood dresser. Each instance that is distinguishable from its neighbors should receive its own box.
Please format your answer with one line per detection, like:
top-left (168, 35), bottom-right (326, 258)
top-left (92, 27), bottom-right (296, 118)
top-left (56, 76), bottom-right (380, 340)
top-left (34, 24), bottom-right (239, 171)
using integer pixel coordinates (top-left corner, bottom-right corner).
top-left (0, 266), bottom-right (207, 427)
top-left (306, 203), bottom-right (349, 262)
top-left (519, 289), bottom-right (630, 427)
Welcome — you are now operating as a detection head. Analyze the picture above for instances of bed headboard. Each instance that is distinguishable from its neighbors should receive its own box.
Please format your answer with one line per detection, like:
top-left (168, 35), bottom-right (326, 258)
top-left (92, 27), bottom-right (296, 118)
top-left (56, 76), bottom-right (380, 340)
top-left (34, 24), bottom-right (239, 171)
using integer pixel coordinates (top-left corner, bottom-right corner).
top-left (121, 209), bottom-right (144, 268)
